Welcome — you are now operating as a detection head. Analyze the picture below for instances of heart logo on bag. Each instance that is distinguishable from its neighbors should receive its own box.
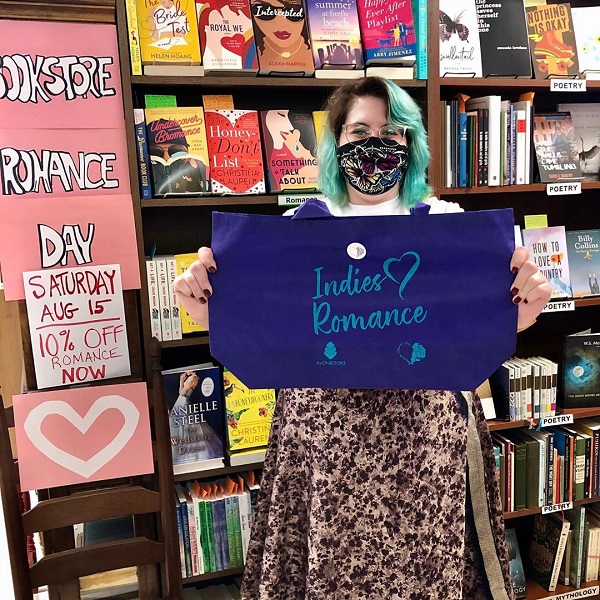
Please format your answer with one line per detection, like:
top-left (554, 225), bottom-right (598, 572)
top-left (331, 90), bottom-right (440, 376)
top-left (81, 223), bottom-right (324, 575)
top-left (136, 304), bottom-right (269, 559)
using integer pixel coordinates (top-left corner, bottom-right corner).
top-left (24, 395), bottom-right (140, 478)
top-left (382, 251), bottom-right (421, 299)
top-left (220, 34), bottom-right (245, 56)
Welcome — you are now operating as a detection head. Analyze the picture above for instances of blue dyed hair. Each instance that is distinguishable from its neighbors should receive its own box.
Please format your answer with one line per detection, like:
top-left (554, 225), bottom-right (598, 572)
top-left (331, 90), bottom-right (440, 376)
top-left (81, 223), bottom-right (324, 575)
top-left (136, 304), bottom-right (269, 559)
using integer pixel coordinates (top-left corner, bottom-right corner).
top-left (317, 77), bottom-right (431, 208)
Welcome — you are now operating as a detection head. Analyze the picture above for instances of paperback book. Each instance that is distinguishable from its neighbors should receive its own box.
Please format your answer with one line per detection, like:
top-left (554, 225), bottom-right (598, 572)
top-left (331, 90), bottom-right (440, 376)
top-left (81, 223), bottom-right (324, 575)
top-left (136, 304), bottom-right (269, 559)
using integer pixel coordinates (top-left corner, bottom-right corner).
top-left (174, 252), bottom-right (208, 333)
top-left (521, 226), bottom-right (572, 299)
top-left (565, 230), bottom-right (600, 298)
top-left (525, 3), bottom-right (580, 79)
top-left (205, 109), bottom-right (266, 194)
top-left (259, 109), bottom-right (319, 192)
top-left (506, 528), bottom-right (528, 599)
top-left (563, 331), bottom-right (600, 408)
top-left (355, 0), bottom-right (416, 66)
top-left (136, 0), bottom-right (202, 65)
top-left (571, 6), bottom-right (600, 77)
top-left (145, 107), bottom-right (210, 196)
top-left (162, 363), bottom-right (225, 474)
top-left (439, 0), bottom-right (482, 77)
top-left (196, 0), bottom-right (259, 73)
top-left (532, 113), bottom-right (582, 183)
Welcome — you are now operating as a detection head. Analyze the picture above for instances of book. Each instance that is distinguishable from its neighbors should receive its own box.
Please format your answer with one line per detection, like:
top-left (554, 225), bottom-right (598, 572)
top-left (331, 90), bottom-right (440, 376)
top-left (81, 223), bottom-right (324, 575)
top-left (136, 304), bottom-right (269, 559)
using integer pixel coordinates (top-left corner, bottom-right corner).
top-left (414, 0), bottom-right (427, 80)
top-left (136, 0), bottom-right (202, 66)
top-left (438, 0), bottom-right (482, 77)
top-left (305, 0), bottom-right (363, 73)
top-left (312, 110), bottom-right (328, 146)
top-left (563, 331), bottom-right (600, 408)
top-left (162, 363), bottom-right (226, 474)
top-left (223, 369), bottom-right (275, 452)
top-left (226, 446), bottom-right (267, 466)
top-left (525, 3), bottom-right (580, 79)
top-left (564, 506), bottom-right (586, 588)
top-left (202, 94), bottom-right (235, 109)
top-left (249, 0), bottom-right (315, 75)
top-left (465, 95), bottom-right (501, 187)
top-left (196, 0), bottom-right (259, 74)
top-left (166, 256), bottom-right (183, 339)
top-left (125, 0), bottom-right (143, 75)
top-left (505, 528), bottom-right (527, 599)
top-left (134, 109), bottom-right (153, 199)
top-left (521, 226), bottom-right (572, 299)
top-left (145, 258), bottom-right (162, 340)
top-left (532, 112), bottom-right (582, 183)
top-left (571, 6), bottom-right (600, 78)
top-left (259, 109), bottom-right (319, 192)
top-left (556, 103), bottom-right (600, 182)
top-left (155, 256), bottom-right (173, 341)
top-left (204, 109), bottom-right (266, 194)
top-left (565, 230), bottom-right (600, 298)
top-left (173, 252), bottom-right (207, 334)
top-left (475, 0), bottom-right (531, 78)
top-left (528, 512), bottom-right (571, 592)
top-left (356, 0), bottom-right (416, 66)
top-left (145, 106), bottom-right (210, 196)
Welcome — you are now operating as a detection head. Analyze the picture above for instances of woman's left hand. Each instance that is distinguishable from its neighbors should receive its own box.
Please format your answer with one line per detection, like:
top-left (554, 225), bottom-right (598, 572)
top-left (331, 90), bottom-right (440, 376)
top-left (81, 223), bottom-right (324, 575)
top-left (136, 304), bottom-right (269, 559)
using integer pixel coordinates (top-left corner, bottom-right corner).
top-left (510, 246), bottom-right (553, 332)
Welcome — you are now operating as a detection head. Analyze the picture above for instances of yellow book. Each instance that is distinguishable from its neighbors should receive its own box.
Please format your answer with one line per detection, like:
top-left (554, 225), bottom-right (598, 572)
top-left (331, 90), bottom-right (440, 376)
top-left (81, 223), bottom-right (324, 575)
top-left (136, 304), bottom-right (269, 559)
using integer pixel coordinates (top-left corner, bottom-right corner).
top-left (125, 0), bottom-right (142, 75)
top-left (136, 0), bottom-right (201, 66)
top-left (224, 370), bottom-right (276, 452)
top-left (312, 110), bottom-right (329, 147)
top-left (173, 252), bottom-right (206, 333)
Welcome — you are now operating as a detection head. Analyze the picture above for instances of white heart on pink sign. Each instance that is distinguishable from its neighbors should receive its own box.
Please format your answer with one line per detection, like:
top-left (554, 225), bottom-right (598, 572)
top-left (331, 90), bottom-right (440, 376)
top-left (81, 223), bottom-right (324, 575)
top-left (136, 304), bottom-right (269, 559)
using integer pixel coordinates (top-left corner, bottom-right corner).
top-left (23, 395), bottom-right (140, 479)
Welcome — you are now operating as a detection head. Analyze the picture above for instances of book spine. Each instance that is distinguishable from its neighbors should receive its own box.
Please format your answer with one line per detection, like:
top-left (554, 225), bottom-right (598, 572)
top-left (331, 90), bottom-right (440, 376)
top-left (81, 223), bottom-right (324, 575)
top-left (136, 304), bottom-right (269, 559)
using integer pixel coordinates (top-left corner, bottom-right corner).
top-left (547, 433), bottom-right (554, 507)
top-left (145, 259), bottom-right (162, 341)
top-left (514, 442), bottom-right (527, 512)
top-left (224, 495), bottom-right (238, 568)
top-left (216, 499), bottom-right (230, 570)
top-left (133, 109), bottom-right (152, 199)
top-left (203, 501), bottom-right (217, 573)
top-left (415, 0), bottom-right (427, 80)
top-left (210, 501), bottom-right (224, 572)
top-left (458, 111), bottom-right (468, 188)
top-left (186, 498), bottom-right (200, 576)
top-left (238, 491), bottom-right (251, 564)
top-left (166, 256), bottom-right (182, 340)
top-left (231, 495), bottom-right (243, 567)
top-left (155, 257), bottom-right (173, 341)
top-left (179, 499), bottom-right (192, 577)
top-left (575, 437), bottom-right (586, 502)
top-left (175, 500), bottom-right (186, 579)
top-left (191, 493), bottom-right (205, 575)
top-left (125, 0), bottom-right (142, 75)
top-left (549, 521), bottom-right (570, 591)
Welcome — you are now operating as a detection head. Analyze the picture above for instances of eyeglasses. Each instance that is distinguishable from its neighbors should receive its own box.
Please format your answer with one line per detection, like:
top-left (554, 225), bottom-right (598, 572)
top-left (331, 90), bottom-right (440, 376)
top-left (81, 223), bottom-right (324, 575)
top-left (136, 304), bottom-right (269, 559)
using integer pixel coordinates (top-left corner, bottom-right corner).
top-left (251, 2), bottom-right (305, 22)
top-left (149, 144), bottom-right (188, 158)
top-left (342, 123), bottom-right (409, 146)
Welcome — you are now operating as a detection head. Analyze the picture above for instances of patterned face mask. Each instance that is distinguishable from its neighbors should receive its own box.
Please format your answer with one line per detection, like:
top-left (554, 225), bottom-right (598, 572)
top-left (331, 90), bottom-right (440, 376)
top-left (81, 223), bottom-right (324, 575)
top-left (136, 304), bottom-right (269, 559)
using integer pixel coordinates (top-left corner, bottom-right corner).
top-left (336, 137), bottom-right (410, 195)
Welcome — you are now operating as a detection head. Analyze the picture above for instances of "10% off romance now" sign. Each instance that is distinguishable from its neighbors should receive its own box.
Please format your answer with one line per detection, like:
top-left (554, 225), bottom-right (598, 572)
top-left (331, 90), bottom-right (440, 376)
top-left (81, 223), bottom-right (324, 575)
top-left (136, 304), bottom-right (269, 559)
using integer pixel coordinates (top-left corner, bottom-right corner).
top-left (23, 264), bottom-right (130, 389)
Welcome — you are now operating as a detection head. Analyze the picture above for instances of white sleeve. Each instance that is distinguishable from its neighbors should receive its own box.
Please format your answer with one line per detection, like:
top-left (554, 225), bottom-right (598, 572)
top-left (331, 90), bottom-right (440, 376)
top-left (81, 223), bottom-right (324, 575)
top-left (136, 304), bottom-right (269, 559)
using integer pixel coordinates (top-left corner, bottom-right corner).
top-left (425, 196), bottom-right (464, 215)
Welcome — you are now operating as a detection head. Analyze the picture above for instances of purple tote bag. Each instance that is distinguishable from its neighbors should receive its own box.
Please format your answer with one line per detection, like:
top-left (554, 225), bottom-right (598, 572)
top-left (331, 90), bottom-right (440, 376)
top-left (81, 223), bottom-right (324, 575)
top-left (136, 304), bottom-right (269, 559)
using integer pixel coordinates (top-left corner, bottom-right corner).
top-left (208, 201), bottom-right (517, 390)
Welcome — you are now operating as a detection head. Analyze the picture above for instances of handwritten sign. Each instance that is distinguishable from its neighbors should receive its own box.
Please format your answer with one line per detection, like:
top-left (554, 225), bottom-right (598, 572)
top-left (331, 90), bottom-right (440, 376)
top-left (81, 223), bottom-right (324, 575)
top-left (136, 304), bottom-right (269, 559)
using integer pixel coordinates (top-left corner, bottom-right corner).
top-left (24, 264), bottom-right (130, 389)
top-left (13, 382), bottom-right (153, 491)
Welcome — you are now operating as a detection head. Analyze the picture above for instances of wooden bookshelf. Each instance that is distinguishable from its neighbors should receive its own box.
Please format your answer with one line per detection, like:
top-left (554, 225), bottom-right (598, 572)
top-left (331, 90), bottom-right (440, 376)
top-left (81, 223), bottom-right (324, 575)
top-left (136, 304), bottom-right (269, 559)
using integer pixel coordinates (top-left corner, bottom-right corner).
top-left (173, 462), bottom-right (264, 483)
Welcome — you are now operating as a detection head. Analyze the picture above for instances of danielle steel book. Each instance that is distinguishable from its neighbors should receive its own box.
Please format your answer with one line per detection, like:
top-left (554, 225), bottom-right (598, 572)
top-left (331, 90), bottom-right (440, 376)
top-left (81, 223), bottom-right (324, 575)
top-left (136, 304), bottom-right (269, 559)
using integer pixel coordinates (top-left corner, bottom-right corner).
top-left (163, 363), bottom-right (226, 474)
top-left (205, 109), bottom-right (266, 194)
top-left (196, 0), bottom-right (259, 74)
top-left (565, 230), bottom-right (600, 298)
top-left (145, 107), bottom-right (210, 196)
top-left (521, 226), bottom-right (572, 299)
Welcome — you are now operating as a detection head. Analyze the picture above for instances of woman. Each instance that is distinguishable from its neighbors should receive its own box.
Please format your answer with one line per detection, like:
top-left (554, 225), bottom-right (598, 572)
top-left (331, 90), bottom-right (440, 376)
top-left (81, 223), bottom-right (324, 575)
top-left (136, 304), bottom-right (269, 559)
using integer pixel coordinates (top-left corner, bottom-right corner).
top-left (173, 77), bottom-right (552, 599)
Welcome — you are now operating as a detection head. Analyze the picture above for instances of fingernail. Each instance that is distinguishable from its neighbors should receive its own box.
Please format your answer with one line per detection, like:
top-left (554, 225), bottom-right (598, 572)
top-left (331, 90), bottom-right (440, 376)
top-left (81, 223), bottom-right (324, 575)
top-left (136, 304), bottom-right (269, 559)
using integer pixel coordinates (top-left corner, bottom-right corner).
top-left (511, 287), bottom-right (519, 296)
top-left (513, 296), bottom-right (522, 304)
top-left (204, 289), bottom-right (212, 297)
top-left (199, 297), bottom-right (207, 304)
top-left (511, 267), bottom-right (518, 274)
top-left (524, 298), bottom-right (528, 304)
top-left (208, 266), bottom-right (216, 274)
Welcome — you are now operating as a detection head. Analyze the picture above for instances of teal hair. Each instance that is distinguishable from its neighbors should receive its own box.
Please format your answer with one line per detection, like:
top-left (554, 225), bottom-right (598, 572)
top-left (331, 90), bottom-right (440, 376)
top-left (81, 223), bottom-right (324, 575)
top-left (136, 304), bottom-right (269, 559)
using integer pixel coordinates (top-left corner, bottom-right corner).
top-left (317, 77), bottom-right (432, 208)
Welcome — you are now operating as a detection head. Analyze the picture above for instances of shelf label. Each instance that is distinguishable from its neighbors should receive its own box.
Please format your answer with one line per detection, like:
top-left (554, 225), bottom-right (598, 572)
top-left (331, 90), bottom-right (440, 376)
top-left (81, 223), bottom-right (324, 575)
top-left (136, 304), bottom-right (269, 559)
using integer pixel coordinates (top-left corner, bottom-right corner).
top-left (546, 182), bottom-right (582, 196)
top-left (542, 501), bottom-right (573, 514)
top-left (550, 78), bottom-right (586, 92)
top-left (546, 586), bottom-right (599, 599)
top-left (278, 193), bottom-right (326, 207)
top-left (542, 300), bottom-right (575, 313)
top-left (539, 414), bottom-right (574, 428)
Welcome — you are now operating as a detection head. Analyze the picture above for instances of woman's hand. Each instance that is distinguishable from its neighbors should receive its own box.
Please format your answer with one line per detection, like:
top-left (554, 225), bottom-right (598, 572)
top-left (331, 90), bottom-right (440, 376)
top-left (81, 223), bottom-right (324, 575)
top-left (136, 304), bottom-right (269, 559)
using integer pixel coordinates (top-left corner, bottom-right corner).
top-left (172, 247), bottom-right (216, 330)
top-left (510, 246), bottom-right (552, 332)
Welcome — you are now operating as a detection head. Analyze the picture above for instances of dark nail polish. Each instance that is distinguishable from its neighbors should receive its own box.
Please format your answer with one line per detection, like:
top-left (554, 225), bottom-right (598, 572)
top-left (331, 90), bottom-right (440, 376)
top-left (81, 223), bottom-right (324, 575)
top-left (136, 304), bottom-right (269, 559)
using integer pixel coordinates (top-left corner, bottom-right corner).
top-left (511, 267), bottom-right (518, 274)
top-left (208, 266), bottom-right (216, 274)
top-left (513, 296), bottom-right (522, 304)
top-left (511, 287), bottom-right (519, 296)
top-left (199, 297), bottom-right (207, 304)
top-left (204, 289), bottom-right (212, 297)
top-left (524, 298), bottom-right (528, 304)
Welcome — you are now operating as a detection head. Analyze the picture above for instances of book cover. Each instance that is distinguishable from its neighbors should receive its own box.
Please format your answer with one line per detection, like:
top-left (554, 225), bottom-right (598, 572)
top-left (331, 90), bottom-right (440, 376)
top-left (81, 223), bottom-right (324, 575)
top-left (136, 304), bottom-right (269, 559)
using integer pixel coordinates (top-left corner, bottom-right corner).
top-left (525, 3), bottom-right (579, 79)
top-left (259, 109), bottom-right (319, 192)
top-left (126, 0), bottom-right (143, 75)
top-left (196, 0), bottom-right (259, 73)
top-left (166, 256), bottom-right (183, 339)
top-left (565, 230), bottom-right (600, 298)
top-left (532, 112), bottom-right (582, 183)
top-left (305, 0), bottom-right (363, 70)
top-left (155, 256), bottom-right (173, 341)
top-left (475, 0), bottom-right (531, 78)
top-left (521, 226), bottom-right (572, 299)
top-left (312, 110), bottom-right (328, 146)
top-left (145, 258), bottom-right (162, 340)
top-left (506, 528), bottom-right (528, 599)
top-left (134, 109), bottom-right (153, 199)
top-left (145, 107), bottom-right (210, 196)
top-left (136, 0), bottom-right (202, 65)
top-left (356, 0), bottom-right (416, 65)
top-left (174, 252), bottom-right (207, 334)
top-left (249, 0), bottom-right (315, 75)
top-left (556, 103), bottom-right (600, 182)
top-left (563, 332), bottom-right (600, 408)
top-left (162, 363), bottom-right (226, 474)
top-left (204, 109), bottom-right (266, 194)
top-left (439, 0), bottom-right (482, 77)
top-left (223, 369), bottom-right (275, 452)
top-left (571, 7), bottom-right (600, 77)
top-left (528, 512), bottom-right (571, 592)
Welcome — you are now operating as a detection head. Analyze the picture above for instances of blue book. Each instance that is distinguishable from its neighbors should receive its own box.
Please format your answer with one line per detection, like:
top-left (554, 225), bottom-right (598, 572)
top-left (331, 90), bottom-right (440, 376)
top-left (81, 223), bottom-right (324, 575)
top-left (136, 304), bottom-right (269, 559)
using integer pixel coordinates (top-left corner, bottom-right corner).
top-left (458, 111), bottom-right (468, 187)
top-left (133, 108), bottom-right (152, 199)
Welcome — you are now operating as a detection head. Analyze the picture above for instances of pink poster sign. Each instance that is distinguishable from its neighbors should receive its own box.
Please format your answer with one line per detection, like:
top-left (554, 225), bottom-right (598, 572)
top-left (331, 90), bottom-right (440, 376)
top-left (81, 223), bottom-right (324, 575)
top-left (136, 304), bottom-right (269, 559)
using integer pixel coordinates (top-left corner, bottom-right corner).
top-left (0, 194), bottom-right (141, 300)
top-left (0, 20), bottom-right (124, 130)
top-left (13, 382), bottom-right (154, 491)
top-left (0, 128), bottom-right (130, 197)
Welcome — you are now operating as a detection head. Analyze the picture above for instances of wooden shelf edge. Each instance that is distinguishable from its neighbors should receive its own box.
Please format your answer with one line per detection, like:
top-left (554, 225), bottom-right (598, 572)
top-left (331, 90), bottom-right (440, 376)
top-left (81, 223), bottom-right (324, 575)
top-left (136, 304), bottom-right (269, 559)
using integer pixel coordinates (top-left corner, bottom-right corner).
top-left (142, 195), bottom-right (281, 208)
top-left (504, 495), bottom-right (600, 520)
top-left (489, 406), bottom-right (600, 432)
top-left (160, 335), bottom-right (209, 349)
top-left (525, 577), bottom-right (600, 600)
top-left (182, 566), bottom-right (244, 584)
top-left (438, 182), bottom-right (600, 195)
top-left (173, 462), bottom-right (264, 482)
top-left (439, 77), bottom-right (600, 90)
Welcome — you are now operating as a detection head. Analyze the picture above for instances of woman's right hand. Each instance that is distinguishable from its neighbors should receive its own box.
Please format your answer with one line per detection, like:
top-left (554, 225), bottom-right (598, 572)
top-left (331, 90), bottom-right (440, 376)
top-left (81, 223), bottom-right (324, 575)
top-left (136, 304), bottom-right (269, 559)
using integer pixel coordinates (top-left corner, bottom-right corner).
top-left (172, 247), bottom-right (216, 330)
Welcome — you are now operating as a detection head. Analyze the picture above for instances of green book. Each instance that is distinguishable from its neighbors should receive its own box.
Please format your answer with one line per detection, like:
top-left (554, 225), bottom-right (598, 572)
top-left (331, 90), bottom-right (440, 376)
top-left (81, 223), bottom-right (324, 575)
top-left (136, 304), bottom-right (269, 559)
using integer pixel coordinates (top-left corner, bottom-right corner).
top-left (510, 430), bottom-right (540, 509)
